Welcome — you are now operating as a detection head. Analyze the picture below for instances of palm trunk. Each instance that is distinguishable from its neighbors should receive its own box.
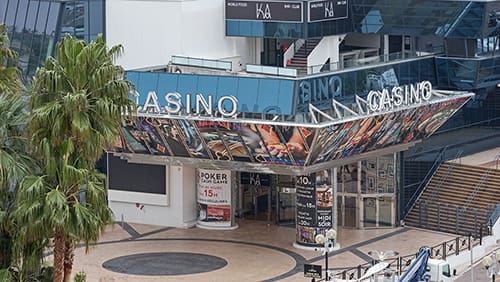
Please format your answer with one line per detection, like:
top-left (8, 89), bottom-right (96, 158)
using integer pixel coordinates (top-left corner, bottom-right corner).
top-left (63, 240), bottom-right (74, 282)
top-left (53, 228), bottom-right (65, 282)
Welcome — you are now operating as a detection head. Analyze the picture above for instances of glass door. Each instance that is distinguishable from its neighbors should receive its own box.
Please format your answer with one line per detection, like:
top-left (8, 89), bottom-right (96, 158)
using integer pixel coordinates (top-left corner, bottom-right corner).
top-left (277, 188), bottom-right (295, 225)
top-left (363, 198), bottom-right (377, 227)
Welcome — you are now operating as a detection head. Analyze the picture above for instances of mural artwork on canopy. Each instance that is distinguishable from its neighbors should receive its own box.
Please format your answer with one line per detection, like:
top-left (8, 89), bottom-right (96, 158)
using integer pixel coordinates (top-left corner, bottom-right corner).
top-left (116, 97), bottom-right (469, 166)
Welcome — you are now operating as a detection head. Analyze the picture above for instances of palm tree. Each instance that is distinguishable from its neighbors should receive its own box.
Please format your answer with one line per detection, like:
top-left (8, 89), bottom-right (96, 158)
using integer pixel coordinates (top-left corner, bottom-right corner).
top-left (0, 23), bottom-right (39, 279)
top-left (15, 34), bottom-right (135, 282)
top-left (0, 24), bottom-right (21, 95)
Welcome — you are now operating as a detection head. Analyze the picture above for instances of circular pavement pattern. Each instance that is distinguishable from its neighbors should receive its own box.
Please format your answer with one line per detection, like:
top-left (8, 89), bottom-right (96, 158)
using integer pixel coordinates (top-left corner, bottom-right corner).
top-left (102, 252), bottom-right (228, 276)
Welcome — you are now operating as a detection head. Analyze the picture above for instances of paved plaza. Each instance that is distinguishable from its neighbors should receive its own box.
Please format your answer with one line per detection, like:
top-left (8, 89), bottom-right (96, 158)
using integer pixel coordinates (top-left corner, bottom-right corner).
top-left (69, 220), bottom-right (463, 281)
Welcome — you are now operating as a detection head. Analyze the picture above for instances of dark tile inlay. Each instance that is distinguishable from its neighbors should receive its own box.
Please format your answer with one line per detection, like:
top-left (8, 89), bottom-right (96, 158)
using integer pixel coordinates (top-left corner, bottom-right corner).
top-left (102, 252), bottom-right (227, 276)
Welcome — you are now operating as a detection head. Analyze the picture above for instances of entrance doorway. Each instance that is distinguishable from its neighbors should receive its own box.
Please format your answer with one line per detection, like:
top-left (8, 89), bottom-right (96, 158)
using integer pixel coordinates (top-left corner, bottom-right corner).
top-left (277, 186), bottom-right (295, 225)
top-left (240, 173), bottom-right (273, 221)
top-left (337, 154), bottom-right (397, 229)
top-left (238, 173), bottom-right (296, 225)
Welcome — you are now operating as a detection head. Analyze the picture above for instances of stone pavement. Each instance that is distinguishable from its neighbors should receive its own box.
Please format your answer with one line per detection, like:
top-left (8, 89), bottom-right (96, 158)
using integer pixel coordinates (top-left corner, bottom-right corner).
top-left (70, 220), bottom-right (459, 282)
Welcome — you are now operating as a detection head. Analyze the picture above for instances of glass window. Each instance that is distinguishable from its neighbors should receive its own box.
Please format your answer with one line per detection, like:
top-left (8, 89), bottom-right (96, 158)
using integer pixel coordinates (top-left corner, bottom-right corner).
top-left (24, 0), bottom-right (38, 32)
top-left (0, 0), bottom-right (8, 23)
top-left (197, 75), bottom-right (218, 98)
top-left (136, 72), bottom-right (159, 106)
top-left (4, 0), bottom-right (18, 27)
top-left (379, 197), bottom-right (392, 227)
top-left (45, 2), bottom-right (60, 36)
top-left (226, 21), bottom-right (239, 36)
top-left (88, 0), bottom-right (104, 37)
top-left (35, 1), bottom-right (49, 33)
top-left (236, 78), bottom-right (259, 113)
top-left (155, 72), bottom-right (179, 98)
top-left (13, 0), bottom-right (28, 32)
top-left (442, 264), bottom-right (451, 277)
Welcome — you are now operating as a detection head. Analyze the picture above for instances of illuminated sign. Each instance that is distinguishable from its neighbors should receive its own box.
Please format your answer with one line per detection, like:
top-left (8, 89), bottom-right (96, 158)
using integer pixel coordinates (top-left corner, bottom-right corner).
top-left (137, 92), bottom-right (239, 118)
top-left (308, 0), bottom-right (348, 22)
top-left (366, 81), bottom-right (433, 112)
top-left (225, 0), bottom-right (303, 23)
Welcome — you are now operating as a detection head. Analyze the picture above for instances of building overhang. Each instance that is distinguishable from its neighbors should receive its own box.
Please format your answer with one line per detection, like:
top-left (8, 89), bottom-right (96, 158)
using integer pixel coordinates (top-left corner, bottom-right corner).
top-left (113, 90), bottom-right (473, 175)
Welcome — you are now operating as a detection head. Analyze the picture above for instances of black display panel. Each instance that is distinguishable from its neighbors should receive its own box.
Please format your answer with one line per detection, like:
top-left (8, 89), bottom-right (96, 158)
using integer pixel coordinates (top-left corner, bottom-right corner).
top-left (308, 0), bottom-right (348, 22)
top-left (296, 175), bottom-right (316, 228)
top-left (225, 0), bottom-right (303, 22)
top-left (108, 155), bottom-right (166, 195)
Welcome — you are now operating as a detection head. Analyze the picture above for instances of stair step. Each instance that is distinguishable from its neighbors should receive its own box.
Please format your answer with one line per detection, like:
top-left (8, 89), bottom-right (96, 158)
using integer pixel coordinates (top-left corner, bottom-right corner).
top-left (404, 161), bottom-right (499, 236)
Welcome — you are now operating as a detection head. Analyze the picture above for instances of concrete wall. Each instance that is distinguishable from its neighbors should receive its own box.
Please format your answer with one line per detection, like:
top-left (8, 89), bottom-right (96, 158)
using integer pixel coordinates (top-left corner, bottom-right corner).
top-left (109, 165), bottom-right (197, 228)
top-left (106, 0), bottom-right (257, 70)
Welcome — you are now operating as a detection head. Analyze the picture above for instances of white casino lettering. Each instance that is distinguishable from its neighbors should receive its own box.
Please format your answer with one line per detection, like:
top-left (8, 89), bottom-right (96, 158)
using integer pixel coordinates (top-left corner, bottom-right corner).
top-left (367, 81), bottom-right (433, 112)
top-left (137, 92), bottom-right (239, 118)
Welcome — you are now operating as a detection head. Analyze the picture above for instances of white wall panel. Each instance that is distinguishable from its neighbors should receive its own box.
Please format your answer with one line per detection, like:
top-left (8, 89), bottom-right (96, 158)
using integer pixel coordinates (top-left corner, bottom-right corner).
top-left (106, 0), bottom-right (256, 70)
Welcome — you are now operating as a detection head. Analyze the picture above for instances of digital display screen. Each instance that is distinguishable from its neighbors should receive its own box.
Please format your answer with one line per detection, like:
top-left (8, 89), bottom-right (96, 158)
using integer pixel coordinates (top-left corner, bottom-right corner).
top-left (116, 97), bottom-right (469, 167)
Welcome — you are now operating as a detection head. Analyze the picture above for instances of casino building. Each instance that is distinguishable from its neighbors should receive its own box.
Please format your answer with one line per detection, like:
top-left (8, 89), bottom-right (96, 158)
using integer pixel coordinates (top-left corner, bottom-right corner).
top-left (2, 0), bottom-right (500, 247)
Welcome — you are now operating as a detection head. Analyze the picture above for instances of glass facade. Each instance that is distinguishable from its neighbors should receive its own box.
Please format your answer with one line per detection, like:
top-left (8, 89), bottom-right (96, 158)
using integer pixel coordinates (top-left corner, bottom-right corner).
top-left (295, 57), bottom-right (437, 113)
top-left (127, 71), bottom-right (296, 115)
top-left (0, 0), bottom-right (105, 77)
top-left (226, 0), bottom-right (500, 39)
top-left (337, 154), bottom-right (397, 228)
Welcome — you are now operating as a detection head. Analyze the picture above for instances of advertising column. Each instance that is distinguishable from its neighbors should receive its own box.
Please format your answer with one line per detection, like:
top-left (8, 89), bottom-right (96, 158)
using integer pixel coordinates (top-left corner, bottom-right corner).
top-left (295, 170), bottom-right (334, 247)
top-left (196, 169), bottom-right (237, 229)
top-left (296, 174), bottom-right (317, 246)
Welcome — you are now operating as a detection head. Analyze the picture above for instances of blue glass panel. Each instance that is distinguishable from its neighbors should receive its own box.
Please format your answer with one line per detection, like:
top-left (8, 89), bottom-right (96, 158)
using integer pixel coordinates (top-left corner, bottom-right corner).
top-left (5, 0), bottom-right (17, 27)
top-left (239, 21), bottom-right (252, 36)
top-left (14, 0), bottom-right (29, 32)
top-left (45, 2), bottom-right (60, 35)
top-left (278, 80), bottom-right (294, 115)
top-left (197, 75), bottom-right (218, 97)
top-left (177, 74), bottom-right (199, 108)
top-left (236, 78), bottom-right (259, 113)
top-left (251, 21), bottom-right (264, 37)
top-left (136, 72), bottom-right (159, 106)
top-left (226, 21), bottom-right (239, 36)
top-left (0, 0), bottom-right (7, 23)
top-left (256, 78), bottom-right (280, 113)
top-left (126, 72), bottom-right (140, 85)
top-left (35, 2), bottom-right (49, 33)
top-left (156, 73), bottom-right (179, 96)
top-left (216, 76), bottom-right (239, 106)
top-left (25, 1), bottom-right (38, 32)
top-left (89, 0), bottom-right (104, 36)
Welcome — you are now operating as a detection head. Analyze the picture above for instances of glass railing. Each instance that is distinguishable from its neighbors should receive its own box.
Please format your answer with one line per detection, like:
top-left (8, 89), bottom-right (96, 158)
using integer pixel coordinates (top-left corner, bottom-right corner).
top-left (171, 55), bottom-right (232, 71)
top-left (246, 64), bottom-right (297, 77)
top-left (300, 48), bottom-right (443, 77)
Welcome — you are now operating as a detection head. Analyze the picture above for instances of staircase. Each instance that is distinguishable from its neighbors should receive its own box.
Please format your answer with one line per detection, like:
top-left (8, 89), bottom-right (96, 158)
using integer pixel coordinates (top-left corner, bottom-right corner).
top-left (286, 38), bottom-right (322, 75)
top-left (405, 162), bottom-right (500, 236)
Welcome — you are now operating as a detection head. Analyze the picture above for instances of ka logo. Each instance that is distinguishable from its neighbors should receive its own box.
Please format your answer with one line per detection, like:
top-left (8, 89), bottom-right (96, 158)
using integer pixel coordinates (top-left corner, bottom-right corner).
top-left (325, 1), bottom-right (334, 18)
top-left (256, 3), bottom-right (272, 20)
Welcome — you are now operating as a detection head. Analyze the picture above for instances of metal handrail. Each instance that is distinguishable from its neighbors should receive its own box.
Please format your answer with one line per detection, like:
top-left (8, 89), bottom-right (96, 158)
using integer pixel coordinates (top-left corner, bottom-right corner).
top-left (487, 203), bottom-right (500, 227)
top-left (460, 155), bottom-right (500, 212)
top-left (403, 146), bottom-right (449, 216)
top-left (427, 150), bottom-right (463, 202)
top-left (331, 233), bottom-right (479, 280)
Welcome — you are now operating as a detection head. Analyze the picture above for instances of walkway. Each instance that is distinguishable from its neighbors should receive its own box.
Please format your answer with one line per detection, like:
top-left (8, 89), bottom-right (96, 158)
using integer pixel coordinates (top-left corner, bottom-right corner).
top-left (69, 220), bottom-right (456, 281)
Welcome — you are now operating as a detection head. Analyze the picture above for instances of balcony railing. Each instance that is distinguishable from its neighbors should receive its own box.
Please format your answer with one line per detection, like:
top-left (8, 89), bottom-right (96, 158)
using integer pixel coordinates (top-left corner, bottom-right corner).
top-left (171, 55), bottom-right (232, 71)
